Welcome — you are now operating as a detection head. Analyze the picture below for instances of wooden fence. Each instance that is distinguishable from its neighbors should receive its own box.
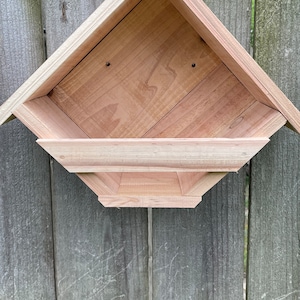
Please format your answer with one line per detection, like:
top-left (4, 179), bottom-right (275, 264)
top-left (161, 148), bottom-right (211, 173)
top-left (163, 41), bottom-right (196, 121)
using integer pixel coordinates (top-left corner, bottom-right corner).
top-left (0, 0), bottom-right (299, 299)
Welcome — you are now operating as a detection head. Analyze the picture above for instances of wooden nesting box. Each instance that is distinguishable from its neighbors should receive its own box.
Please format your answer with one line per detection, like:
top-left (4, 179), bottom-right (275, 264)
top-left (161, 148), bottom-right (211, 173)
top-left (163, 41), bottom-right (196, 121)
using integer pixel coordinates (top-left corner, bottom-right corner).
top-left (1, 0), bottom-right (300, 208)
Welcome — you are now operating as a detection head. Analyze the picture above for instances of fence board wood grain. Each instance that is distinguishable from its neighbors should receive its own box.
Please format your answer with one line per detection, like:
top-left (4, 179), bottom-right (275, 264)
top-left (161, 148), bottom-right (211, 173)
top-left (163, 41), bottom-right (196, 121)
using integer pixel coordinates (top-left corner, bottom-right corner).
top-left (248, 1), bottom-right (300, 299)
top-left (51, 163), bottom-right (149, 299)
top-left (0, 1), bottom-right (56, 299)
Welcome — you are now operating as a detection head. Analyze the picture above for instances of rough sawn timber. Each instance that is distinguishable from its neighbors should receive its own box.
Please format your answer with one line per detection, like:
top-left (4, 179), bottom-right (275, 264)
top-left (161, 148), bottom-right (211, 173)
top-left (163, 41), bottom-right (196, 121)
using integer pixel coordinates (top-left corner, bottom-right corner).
top-left (247, 0), bottom-right (300, 298)
top-left (0, 0), bottom-right (55, 298)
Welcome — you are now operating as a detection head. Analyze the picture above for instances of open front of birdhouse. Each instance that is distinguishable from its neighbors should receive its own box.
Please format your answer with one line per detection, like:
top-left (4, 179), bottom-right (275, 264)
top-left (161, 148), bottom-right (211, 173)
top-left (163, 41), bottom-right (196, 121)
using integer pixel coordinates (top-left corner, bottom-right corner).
top-left (1, 0), bottom-right (300, 207)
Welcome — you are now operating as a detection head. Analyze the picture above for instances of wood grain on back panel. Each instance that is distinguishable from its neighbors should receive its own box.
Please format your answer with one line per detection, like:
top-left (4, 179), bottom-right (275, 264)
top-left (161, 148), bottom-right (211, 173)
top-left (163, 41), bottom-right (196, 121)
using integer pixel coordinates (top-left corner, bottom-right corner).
top-left (49, 0), bottom-right (221, 138)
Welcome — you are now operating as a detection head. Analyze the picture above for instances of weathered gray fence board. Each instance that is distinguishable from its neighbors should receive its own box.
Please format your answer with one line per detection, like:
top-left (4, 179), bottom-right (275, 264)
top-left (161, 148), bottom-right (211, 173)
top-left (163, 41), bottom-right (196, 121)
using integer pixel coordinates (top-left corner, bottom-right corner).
top-left (0, 1), bottom-right (55, 299)
top-left (248, 1), bottom-right (300, 299)
top-left (204, 0), bottom-right (252, 53)
top-left (41, 0), bottom-right (105, 55)
top-left (152, 172), bottom-right (246, 299)
top-left (42, 1), bottom-right (149, 298)
top-left (152, 0), bottom-right (251, 299)
top-left (51, 164), bottom-right (149, 299)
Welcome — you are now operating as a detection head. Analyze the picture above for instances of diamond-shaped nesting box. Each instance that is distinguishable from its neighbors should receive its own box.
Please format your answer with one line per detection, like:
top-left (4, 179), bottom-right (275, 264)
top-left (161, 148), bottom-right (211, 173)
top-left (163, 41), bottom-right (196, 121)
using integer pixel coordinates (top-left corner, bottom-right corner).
top-left (1, 0), bottom-right (300, 208)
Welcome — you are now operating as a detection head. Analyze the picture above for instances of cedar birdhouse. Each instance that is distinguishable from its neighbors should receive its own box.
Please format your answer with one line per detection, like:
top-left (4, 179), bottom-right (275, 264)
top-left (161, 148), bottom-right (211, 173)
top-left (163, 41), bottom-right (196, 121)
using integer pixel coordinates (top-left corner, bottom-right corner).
top-left (1, 0), bottom-right (300, 208)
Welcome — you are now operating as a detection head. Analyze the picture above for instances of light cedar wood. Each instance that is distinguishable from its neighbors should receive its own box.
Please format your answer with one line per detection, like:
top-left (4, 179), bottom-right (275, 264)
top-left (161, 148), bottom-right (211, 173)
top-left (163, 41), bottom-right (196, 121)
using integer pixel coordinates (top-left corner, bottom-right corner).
top-left (176, 105), bottom-right (286, 196)
top-left (118, 172), bottom-right (182, 196)
top-left (15, 96), bottom-right (88, 139)
top-left (144, 63), bottom-right (252, 138)
top-left (14, 96), bottom-right (195, 201)
top-left (177, 172), bottom-right (227, 196)
top-left (14, 96), bottom-right (120, 196)
top-left (144, 64), bottom-right (287, 138)
top-left (169, 0), bottom-right (300, 133)
top-left (42, 2), bottom-right (284, 205)
top-left (0, 0), bottom-right (141, 125)
top-left (100, 195), bottom-right (201, 208)
top-left (36, 138), bottom-right (269, 172)
top-left (143, 63), bottom-right (286, 196)
top-left (14, 96), bottom-right (184, 198)
top-left (14, 69), bottom-right (286, 203)
top-left (79, 172), bottom-right (122, 195)
top-left (176, 107), bottom-right (286, 196)
top-left (49, 0), bottom-right (221, 138)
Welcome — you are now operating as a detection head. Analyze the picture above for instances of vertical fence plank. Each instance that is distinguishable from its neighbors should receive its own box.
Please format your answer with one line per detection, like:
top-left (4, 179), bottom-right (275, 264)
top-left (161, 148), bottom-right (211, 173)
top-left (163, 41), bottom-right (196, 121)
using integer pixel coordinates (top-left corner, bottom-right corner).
top-left (51, 164), bottom-right (149, 299)
top-left (0, 1), bottom-right (56, 299)
top-left (248, 1), bottom-right (300, 299)
top-left (152, 0), bottom-right (251, 299)
top-left (41, 1), bottom-right (149, 298)
top-left (152, 174), bottom-right (247, 299)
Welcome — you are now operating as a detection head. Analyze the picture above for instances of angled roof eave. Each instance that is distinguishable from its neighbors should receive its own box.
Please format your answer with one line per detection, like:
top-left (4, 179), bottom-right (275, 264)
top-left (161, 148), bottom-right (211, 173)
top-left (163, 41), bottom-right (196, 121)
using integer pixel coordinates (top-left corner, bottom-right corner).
top-left (170, 0), bottom-right (300, 133)
top-left (0, 0), bottom-right (141, 125)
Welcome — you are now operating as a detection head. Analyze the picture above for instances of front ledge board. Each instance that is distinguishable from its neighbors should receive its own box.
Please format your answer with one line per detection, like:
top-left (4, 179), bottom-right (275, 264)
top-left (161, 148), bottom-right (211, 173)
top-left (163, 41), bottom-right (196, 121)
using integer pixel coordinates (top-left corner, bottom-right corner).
top-left (1, 0), bottom-right (300, 208)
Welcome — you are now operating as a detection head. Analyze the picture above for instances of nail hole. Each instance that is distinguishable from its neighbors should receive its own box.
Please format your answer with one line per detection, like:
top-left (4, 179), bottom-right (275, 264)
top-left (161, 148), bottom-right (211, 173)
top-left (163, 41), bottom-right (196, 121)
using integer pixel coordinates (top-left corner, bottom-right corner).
top-left (191, 63), bottom-right (196, 68)
top-left (106, 62), bottom-right (111, 67)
